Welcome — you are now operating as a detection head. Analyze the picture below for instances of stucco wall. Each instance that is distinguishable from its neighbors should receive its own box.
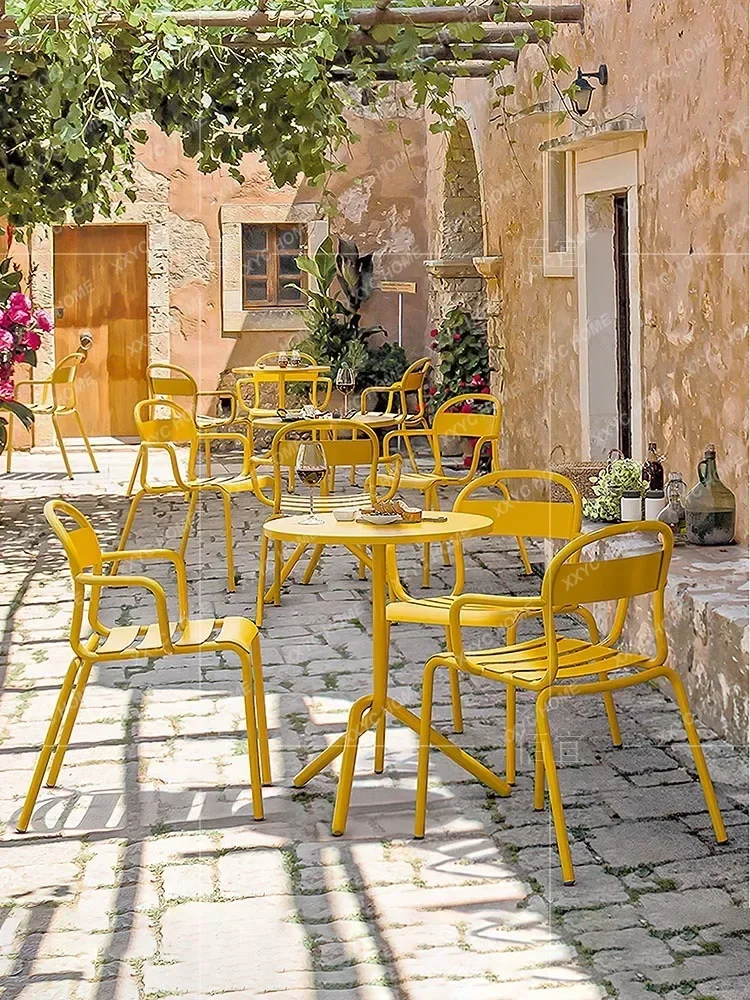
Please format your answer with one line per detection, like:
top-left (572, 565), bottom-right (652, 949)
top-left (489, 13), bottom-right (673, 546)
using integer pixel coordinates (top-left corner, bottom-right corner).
top-left (133, 108), bottom-right (429, 397)
top-left (424, 0), bottom-right (749, 540)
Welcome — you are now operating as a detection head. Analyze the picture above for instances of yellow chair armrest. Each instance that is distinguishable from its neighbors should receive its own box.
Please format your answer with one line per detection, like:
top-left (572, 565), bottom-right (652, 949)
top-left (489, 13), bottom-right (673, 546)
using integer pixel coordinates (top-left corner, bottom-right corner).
top-left (198, 431), bottom-right (250, 472)
top-left (448, 593), bottom-right (544, 665)
top-left (375, 454), bottom-right (403, 499)
top-left (196, 389), bottom-right (237, 420)
top-left (382, 426), bottom-right (433, 458)
top-left (101, 549), bottom-right (189, 624)
top-left (76, 573), bottom-right (173, 650)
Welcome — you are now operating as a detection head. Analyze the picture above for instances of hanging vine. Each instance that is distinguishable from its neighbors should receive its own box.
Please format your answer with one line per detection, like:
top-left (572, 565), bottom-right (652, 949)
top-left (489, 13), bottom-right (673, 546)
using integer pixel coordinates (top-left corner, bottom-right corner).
top-left (0, 0), bottom-right (576, 228)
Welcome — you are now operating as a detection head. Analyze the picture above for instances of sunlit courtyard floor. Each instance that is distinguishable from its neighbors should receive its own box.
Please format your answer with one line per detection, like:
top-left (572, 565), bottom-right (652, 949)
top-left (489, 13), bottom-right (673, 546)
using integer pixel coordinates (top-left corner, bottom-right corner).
top-left (0, 443), bottom-right (748, 1000)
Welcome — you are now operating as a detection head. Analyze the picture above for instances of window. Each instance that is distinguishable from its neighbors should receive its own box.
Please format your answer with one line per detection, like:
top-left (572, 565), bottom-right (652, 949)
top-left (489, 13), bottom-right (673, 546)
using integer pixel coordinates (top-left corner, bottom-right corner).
top-left (543, 151), bottom-right (574, 277)
top-left (242, 224), bottom-right (306, 308)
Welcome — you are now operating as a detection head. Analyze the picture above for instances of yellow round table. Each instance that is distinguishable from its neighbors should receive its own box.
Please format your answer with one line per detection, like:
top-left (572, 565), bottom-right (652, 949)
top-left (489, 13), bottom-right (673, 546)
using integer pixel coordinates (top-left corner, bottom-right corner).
top-left (263, 510), bottom-right (509, 835)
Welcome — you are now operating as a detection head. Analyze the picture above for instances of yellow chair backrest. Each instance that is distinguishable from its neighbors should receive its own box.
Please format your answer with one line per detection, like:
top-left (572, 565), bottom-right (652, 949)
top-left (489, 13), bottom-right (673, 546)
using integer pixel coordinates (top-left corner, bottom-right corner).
top-left (51, 353), bottom-right (85, 384)
top-left (455, 471), bottom-right (582, 541)
top-left (267, 419), bottom-right (381, 507)
top-left (400, 357), bottom-right (431, 394)
top-left (432, 393), bottom-right (502, 441)
top-left (134, 398), bottom-right (197, 447)
top-left (146, 363), bottom-right (198, 414)
top-left (44, 499), bottom-right (102, 576)
top-left (539, 521), bottom-right (674, 685)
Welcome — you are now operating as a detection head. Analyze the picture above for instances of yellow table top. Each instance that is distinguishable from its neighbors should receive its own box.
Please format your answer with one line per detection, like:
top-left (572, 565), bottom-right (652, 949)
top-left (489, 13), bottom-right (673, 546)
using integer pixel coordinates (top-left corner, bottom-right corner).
top-left (233, 364), bottom-right (330, 377)
top-left (263, 511), bottom-right (493, 546)
top-left (252, 411), bottom-right (399, 431)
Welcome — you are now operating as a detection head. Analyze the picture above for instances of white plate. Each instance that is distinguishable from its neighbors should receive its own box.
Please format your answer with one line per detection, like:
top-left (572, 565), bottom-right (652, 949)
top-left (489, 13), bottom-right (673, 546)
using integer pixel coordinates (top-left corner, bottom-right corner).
top-left (358, 512), bottom-right (402, 525)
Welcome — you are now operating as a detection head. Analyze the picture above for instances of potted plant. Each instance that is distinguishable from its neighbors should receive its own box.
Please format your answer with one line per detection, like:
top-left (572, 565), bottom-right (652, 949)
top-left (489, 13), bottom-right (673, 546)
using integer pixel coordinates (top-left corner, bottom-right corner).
top-left (582, 457), bottom-right (649, 522)
top-left (292, 237), bottom-right (406, 400)
top-left (0, 256), bottom-right (50, 454)
top-left (429, 306), bottom-right (491, 461)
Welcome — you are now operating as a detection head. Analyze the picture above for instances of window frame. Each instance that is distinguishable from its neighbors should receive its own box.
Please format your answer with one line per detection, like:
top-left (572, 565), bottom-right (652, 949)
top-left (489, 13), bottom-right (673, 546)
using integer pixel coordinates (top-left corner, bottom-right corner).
top-left (241, 222), bottom-right (307, 309)
top-left (542, 150), bottom-right (575, 277)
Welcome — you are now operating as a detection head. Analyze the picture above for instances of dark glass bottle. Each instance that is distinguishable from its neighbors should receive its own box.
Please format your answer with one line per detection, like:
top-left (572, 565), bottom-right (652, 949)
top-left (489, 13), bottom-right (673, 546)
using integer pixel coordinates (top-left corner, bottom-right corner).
top-left (684, 445), bottom-right (736, 545)
top-left (642, 442), bottom-right (665, 491)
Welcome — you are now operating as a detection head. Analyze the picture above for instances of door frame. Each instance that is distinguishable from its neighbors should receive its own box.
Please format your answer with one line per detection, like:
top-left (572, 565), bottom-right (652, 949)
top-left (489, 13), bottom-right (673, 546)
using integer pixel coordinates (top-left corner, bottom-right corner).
top-left (575, 149), bottom-right (643, 461)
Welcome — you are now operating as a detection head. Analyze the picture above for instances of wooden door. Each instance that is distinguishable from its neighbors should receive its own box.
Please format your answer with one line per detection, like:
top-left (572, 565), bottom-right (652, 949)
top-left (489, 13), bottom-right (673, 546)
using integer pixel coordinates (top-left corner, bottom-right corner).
top-left (53, 224), bottom-right (148, 437)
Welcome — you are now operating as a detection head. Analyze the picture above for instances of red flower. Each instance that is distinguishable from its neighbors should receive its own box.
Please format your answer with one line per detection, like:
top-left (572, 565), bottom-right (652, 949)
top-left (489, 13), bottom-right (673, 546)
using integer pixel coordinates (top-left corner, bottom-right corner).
top-left (460, 402), bottom-right (474, 413)
top-left (428, 385), bottom-right (436, 395)
top-left (452, 333), bottom-right (461, 342)
top-left (429, 328), bottom-right (438, 338)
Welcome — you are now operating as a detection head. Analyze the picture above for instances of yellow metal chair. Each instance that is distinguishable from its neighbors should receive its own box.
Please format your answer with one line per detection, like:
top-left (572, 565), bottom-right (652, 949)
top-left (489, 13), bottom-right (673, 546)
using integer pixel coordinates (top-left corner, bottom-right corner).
top-left (358, 356), bottom-right (432, 473)
top-left (378, 392), bottom-right (503, 587)
top-left (384, 471), bottom-right (614, 766)
top-left (414, 521), bottom-right (728, 885)
top-left (6, 352), bottom-right (98, 479)
top-left (235, 351), bottom-right (333, 421)
top-left (147, 362), bottom-right (241, 476)
top-left (122, 399), bottom-right (262, 593)
top-left (17, 500), bottom-right (269, 833)
top-left (252, 418), bottom-right (402, 625)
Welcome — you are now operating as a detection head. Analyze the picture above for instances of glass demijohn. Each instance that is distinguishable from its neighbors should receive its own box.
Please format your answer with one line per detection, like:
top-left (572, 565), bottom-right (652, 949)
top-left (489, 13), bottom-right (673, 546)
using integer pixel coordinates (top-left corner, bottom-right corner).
top-left (683, 445), bottom-right (736, 545)
top-left (658, 471), bottom-right (687, 538)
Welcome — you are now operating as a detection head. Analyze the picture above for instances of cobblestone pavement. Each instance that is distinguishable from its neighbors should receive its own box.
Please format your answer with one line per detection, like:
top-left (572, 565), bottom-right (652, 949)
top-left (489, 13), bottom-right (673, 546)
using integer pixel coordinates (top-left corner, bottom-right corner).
top-left (0, 446), bottom-right (748, 1000)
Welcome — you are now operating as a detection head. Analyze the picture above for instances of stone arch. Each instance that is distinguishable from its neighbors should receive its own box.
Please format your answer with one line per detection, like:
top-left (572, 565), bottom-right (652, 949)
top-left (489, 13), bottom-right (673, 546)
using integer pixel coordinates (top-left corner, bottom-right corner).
top-left (428, 118), bottom-right (489, 354)
top-left (439, 118), bottom-right (485, 259)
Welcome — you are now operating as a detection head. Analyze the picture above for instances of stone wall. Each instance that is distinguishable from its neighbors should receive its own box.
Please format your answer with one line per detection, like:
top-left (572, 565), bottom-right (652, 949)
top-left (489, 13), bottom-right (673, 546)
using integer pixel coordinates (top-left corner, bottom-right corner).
top-left (423, 0), bottom-right (748, 541)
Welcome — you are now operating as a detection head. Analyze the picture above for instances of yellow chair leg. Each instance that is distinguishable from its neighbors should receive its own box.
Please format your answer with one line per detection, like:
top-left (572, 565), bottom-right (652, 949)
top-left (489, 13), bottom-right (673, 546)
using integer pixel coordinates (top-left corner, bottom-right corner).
top-left (221, 489), bottom-right (235, 592)
top-left (179, 491), bottom-right (199, 564)
top-left (601, 685), bottom-right (623, 747)
top-left (251, 635), bottom-right (272, 786)
top-left (238, 649), bottom-right (264, 820)
top-left (506, 685), bottom-right (516, 785)
top-left (125, 451), bottom-right (142, 498)
top-left (444, 626), bottom-right (464, 733)
top-left (536, 692), bottom-right (575, 884)
top-left (73, 409), bottom-right (99, 472)
top-left (414, 657), bottom-right (441, 839)
top-left (256, 533), bottom-right (269, 627)
top-left (534, 736), bottom-right (545, 810)
top-left (403, 434), bottom-right (419, 475)
top-left (116, 492), bottom-right (146, 559)
top-left (52, 414), bottom-right (73, 479)
top-left (204, 438), bottom-right (212, 477)
top-left (5, 409), bottom-right (13, 473)
top-left (663, 666), bottom-right (728, 844)
top-left (47, 660), bottom-right (94, 787)
top-left (273, 540), bottom-right (282, 606)
top-left (516, 536), bottom-right (532, 575)
top-left (17, 657), bottom-right (82, 832)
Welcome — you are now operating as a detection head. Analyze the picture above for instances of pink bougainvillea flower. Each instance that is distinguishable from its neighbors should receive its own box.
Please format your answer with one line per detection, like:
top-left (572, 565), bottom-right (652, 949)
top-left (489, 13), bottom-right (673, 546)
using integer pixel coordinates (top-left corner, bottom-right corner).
top-left (0, 377), bottom-right (14, 401)
top-left (24, 330), bottom-right (41, 351)
top-left (6, 306), bottom-right (31, 326)
top-left (429, 328), bottom-right (438, 338)
top-left (0, 329), bottom-right (13, 351)
top-left (460, 402), bottom-right (474, 413)
top-left (8, 291), bottom-right (31, 311)
top-left (452, 333), bottom-right (461, 342)
top-left (34, 310), bottom-right (52, 333)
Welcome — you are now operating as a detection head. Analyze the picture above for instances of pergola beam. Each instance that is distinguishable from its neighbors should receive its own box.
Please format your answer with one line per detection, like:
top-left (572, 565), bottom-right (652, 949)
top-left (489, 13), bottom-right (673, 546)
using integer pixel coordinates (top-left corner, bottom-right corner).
top-left (0, 4), bottom-right (583, 32)
top-left (333, 60), bottom-right (507, 79)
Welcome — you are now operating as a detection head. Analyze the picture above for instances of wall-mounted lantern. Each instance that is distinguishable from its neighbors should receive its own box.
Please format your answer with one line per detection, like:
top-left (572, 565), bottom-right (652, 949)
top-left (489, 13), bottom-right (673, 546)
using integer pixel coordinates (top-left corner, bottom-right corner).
top-left (571, 64), bottom-right (608, 115)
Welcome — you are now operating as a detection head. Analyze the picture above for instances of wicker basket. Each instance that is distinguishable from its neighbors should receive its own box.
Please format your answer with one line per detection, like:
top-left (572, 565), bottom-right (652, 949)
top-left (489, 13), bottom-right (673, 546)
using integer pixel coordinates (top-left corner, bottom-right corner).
top-left (549, 446), bottom-right (621, 502)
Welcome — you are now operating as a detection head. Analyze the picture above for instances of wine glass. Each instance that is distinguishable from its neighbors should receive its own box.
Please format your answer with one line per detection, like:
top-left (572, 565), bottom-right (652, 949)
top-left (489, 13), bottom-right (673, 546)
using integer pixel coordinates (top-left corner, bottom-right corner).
top-left (295, 442), bottom-right (327, 523)
top-left (336, 364), bottom-right (356, 417)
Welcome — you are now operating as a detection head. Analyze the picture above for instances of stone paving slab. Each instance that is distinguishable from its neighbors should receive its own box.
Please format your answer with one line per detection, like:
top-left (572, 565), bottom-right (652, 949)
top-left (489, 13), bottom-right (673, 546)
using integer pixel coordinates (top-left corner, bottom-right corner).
top-left (0, 446), bottom-right (747, 1000)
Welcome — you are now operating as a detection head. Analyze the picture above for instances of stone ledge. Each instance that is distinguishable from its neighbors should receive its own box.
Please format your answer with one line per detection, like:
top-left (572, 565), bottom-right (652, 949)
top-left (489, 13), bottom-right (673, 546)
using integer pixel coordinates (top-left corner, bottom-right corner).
top-left (548, 522), bottom-right (749, 747)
